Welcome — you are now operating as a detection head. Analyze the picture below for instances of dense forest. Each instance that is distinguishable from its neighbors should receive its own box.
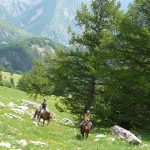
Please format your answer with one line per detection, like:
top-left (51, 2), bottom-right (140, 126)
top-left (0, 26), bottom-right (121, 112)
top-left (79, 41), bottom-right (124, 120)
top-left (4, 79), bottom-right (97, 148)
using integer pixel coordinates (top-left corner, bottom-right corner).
top-left (0, 37), bottom-right (69, 72)
top-left (18, 0), bottom-right (150, 130)
top-left (0, 19), bottom-right (32, 44)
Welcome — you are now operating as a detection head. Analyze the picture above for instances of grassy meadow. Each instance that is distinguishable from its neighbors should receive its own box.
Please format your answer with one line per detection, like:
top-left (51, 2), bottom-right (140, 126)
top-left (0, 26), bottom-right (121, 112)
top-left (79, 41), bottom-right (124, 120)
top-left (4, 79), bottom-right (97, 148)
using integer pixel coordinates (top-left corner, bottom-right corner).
top-left (0, 86), bottom-right (150, 150)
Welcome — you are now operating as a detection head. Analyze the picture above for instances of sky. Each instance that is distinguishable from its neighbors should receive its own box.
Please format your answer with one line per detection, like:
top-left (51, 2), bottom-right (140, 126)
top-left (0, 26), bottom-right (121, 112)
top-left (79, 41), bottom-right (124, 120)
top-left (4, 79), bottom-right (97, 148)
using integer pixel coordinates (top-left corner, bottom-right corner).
top-left (119, 0), bottom-right (133, 11)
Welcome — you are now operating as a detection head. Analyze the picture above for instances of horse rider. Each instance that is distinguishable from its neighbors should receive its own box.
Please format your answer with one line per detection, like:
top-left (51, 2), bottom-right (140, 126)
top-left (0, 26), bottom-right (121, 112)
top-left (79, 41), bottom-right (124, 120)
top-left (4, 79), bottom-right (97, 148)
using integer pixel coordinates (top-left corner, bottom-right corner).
top-left (80, 110), bottom-right (92, 129)
top-left (40, 99), bottom-right (47, 114)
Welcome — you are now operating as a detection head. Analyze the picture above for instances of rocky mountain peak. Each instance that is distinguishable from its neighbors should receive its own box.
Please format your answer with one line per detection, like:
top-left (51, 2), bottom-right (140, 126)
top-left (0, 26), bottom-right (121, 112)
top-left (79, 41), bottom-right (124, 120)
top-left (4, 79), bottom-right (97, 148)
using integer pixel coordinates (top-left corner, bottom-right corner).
top-left (0, 0), bottom-right (42, 16)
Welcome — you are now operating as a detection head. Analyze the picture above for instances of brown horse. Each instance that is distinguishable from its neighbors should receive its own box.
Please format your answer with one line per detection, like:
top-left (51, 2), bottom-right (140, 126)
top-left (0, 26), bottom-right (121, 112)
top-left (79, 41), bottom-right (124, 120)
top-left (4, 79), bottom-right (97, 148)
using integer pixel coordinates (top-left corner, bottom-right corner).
top-left (33, 109), bottom-right (53, 126)
top-left (33, 109), bottom-right (41, 119)
top-left (80, 121), bottom-right (93, 139)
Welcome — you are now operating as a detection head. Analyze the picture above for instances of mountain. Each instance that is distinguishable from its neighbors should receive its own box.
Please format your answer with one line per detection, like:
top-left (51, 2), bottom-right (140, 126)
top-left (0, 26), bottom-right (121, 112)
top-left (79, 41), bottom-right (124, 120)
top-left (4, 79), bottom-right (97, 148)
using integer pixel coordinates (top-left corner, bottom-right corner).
top-left (0, 0), bottom-right (133, 44)
top-left (0, 19), bottom-right (32, 44)
top-left (0, 37), bottom-right (59, 72)
top-left (0, 0), bottom-right (89, 44)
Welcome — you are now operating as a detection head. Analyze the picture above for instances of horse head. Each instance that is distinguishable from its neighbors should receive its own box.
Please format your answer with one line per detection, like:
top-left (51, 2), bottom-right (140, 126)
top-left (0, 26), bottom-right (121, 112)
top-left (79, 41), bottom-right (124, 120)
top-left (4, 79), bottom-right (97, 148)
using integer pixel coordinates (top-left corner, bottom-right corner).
top-left (81, 121), bottom-right (93, 139)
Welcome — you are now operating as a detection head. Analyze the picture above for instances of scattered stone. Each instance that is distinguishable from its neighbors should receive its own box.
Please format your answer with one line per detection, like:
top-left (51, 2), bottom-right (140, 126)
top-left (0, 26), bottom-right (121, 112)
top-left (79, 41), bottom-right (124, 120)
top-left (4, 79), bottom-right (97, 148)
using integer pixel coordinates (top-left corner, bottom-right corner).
top-left (140, 144), bottom-right (150, 148)
top-left (77, 148), bottom-right (82, 150)
top-left (7, 135), bottom-right (14, 139)
top-left (59, 118), bottom-right (73, 126)
top-left (18, 139), bottom-right (27, 147)
top-left (17, 106), bottom-right (29, 111)
top-left (21, 99), bottom-right (40, 108)
top-left (94, 139), bottom-right (100, 142)
top-left (11, 108), bottom-right (24, 114)
top-left (0, 102), bottom-right (5, 107)
top-left (96, 134), bottom-right (107, 138)
top-left (0, 121), bottom-right (2, 125)
top-left (10, 127), bottom-right (19, 132)
top-left (0, 142), bottom-right (11, 148)
top-left (107, 137), bottom-right (116, 142)
top-left (29, 141), bottom-right (48, 146)
top-left (10, 148), bottom-right (22, 150)
top-left (32, 121), bottom-right (38, 126)
top-left (111, 125), bottom-right (142, 144)
top-left (5, 113), bottom-right (22, 120)
top-left (94, 134), bottom-right (107, 142)
top-left (52, 113), bottom-right (57, 116)
top-left (8, 102), bottom-right (18, 107)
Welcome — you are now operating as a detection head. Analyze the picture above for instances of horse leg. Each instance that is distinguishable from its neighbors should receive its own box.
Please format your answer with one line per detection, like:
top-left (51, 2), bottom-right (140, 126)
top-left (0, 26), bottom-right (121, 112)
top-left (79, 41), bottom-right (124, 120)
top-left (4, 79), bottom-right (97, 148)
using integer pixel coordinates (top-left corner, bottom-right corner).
top-left (43, 119), bottom-right (45, 126)
top-left (81, 132), bottom-right (84, 139)
top-left (38, 117), bottom-right (41, 125)
top-left (47, 120), bottom-right (50, 125)
top-left (33, 112), bottom-right (36, 119)
top-left (86, 133), bottom-right (89, 139)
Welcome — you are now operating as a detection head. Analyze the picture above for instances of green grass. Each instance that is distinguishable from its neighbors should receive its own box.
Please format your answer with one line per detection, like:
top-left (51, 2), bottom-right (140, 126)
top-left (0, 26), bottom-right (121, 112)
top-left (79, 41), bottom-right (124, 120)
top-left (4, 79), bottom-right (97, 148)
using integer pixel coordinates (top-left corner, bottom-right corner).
top-left (0, 86), bottom-right (150, 150)
top-left (1, 71), bottom-right (21, 86)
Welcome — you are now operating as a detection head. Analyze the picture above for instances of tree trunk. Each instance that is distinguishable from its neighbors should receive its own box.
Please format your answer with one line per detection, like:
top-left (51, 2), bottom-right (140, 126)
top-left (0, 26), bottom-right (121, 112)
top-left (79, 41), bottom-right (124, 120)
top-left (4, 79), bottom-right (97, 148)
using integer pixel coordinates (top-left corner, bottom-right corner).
top-left (84, 76), bottom-right (95, 112)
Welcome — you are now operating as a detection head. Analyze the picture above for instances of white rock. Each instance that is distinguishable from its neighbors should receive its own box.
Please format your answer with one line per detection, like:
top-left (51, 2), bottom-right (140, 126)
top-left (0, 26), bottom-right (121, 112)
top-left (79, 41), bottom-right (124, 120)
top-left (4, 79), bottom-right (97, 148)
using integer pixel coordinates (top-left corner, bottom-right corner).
top-left (7, 135), bottom-right (14, 139)
top-left (0, 142), bottom-right (11, 148)
top-left (0, 121), bottom-right (2, 125)
top-left (10, 148), bottom-right (22, 150)
top-left (0, 102), bottom-right (5, 107)
top-left (21, 99), bottom-right (40, 108)
top-left (111, 125), bottom-right (142, 144)
top-left (140, 144), bottom-right (150, 148)
top-left (94, 139), bottom-right (100, 142)
top-left (5, 113), bottom-right (22, 120)
top-left (32, 121), bottom-right (38, 126)
top-left (29, 141), bottom-right (48, 146)
top-left (59, 118), bottom-right (73, 126)
top-left (96, 134), bottom-right (107, 138)
top-left (17, 106), bottom-right (29, 111)
top-left (8, 102), bottom-right (17, 107)
top-left (11, 108), bottom-right (24, 114)
top-left (107, 137), bottom-right (116, 142)
top-left (18, 139), bottom-right (27, 147)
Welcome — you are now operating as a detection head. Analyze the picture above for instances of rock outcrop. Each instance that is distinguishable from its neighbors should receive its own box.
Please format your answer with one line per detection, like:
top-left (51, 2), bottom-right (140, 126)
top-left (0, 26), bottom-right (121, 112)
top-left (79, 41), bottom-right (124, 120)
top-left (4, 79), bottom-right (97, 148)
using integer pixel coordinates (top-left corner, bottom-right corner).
top-left (111, 125), bottom-right (142, 144)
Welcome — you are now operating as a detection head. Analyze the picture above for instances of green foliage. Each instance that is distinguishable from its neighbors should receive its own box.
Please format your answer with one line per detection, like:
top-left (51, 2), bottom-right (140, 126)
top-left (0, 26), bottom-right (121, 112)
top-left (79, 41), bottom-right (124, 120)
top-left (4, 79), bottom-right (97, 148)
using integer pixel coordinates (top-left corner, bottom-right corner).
top-left (0, 37), bottom-right (58, 72)
top-left (104, 0), bottom-right (150, 129)
top-left (61, 0), bottom-right (122, 121)
top-left (17, 59), bottom-right (51, 97)
top-left (0, 64), bottom-right (4, 71)
top-left (0, 80), bottom-right (13, 88)
top-left (0, 19), bottom-right (32, 44)
top-left (0, 71), bottom-right (2, 81)
top-left (18, 0), bottom-right (150, 130)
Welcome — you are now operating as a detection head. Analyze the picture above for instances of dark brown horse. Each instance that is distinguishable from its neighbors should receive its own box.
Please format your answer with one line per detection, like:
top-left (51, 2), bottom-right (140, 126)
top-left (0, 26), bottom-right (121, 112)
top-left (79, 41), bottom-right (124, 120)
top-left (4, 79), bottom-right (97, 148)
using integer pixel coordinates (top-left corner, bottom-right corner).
top-left (33, 109), bottom-right (41, 119)
top-left (80, 121), bottom-right (93, 139)
top-left (33, 109), bottom-right (53, 125)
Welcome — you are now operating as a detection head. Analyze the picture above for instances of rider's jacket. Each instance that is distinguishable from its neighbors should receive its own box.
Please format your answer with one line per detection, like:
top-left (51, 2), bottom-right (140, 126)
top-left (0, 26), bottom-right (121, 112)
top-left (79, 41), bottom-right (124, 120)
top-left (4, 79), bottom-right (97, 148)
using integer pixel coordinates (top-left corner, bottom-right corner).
top-left (83, 113), bottom-right (91, 121)
top-left (41, 102), bottom-right (47, 111)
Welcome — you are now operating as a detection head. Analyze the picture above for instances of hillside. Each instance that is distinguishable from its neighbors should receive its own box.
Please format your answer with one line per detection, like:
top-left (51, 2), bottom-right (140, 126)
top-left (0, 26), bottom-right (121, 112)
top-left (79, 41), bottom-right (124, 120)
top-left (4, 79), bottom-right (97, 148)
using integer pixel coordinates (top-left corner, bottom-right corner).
top-left (0, 37), bottom-right (57, 72)
top-left (0, 0), bottom-right (133, 44)
top-left (0, 19), bottom-right (32, 44)
top-left (0, 0), bottom-right (89, 44)
top-left (0, 86), bottom-right (149, 150)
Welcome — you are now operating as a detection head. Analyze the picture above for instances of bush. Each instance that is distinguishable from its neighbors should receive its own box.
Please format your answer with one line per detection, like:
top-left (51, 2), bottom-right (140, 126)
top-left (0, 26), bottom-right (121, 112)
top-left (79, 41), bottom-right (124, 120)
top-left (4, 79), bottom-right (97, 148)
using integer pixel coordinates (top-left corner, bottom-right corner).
top-left (0, 80), bottom-right (4, 86)
top-left (0, 80), bottom-right (13, 88)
